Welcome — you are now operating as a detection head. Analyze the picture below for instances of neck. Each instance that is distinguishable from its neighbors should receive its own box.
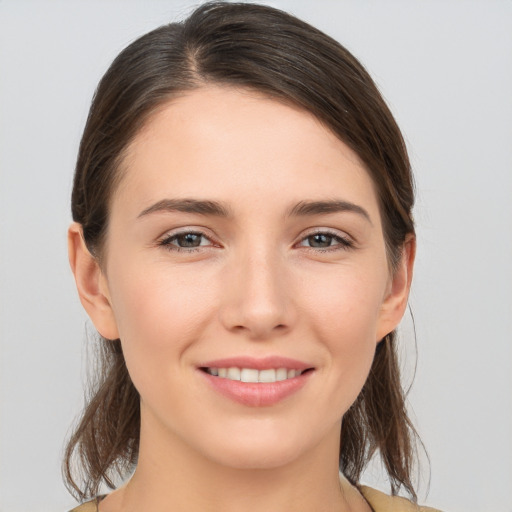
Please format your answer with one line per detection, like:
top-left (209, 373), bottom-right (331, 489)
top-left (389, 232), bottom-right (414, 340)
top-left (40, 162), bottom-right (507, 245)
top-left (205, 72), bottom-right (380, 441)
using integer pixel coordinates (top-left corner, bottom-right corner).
top-left (100, 412), bottom-right (368, 512)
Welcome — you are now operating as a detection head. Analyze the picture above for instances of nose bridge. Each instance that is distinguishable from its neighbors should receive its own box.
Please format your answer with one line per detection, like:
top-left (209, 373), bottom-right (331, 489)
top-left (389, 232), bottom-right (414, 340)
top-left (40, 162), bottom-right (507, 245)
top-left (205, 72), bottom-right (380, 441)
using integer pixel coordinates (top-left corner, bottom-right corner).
top-left (220, 238), bottom-right (293, 339)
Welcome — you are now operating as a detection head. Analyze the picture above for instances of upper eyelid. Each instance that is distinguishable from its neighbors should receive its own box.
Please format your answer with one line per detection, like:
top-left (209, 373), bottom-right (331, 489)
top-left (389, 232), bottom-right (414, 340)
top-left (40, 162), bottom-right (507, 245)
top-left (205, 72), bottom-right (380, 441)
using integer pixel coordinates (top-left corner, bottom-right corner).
top-left (300, 227), bottom-right (348, 236)
top-left (159, 225), bottom-right (349, 234)
top-left (159, 226), bottom-right (217, 240)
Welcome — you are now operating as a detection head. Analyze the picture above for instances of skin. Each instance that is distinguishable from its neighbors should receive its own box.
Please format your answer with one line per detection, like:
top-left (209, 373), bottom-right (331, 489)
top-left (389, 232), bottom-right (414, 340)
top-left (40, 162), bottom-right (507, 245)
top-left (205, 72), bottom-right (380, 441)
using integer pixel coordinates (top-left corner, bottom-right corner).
top-left (69, 86), bottom-right (414, 512)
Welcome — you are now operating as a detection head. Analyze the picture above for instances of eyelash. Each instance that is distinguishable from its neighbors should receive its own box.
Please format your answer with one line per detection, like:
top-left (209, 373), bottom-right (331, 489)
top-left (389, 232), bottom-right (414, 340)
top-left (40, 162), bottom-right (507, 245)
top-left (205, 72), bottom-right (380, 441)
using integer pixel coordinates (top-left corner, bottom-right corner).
top-left (297, 230), bottom-right (354, 252)
top-left (157, 229), bottom-right (354, 253)
top-left (158, 231), bottom-right (215, 253)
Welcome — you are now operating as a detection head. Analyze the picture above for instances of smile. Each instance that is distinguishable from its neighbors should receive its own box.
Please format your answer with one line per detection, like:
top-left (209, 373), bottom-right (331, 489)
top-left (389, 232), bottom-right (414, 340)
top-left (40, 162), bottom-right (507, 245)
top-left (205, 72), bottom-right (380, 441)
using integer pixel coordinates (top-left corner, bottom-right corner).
top-left (198, 357), bottom-right (314, 407)
top-left (203, 367), bottom-right (306, 382)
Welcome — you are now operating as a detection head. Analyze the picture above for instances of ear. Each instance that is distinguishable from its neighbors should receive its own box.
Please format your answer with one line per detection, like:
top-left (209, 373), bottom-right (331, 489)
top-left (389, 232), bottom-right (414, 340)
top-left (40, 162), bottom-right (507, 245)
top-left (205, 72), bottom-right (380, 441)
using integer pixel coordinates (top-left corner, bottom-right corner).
top-left (376, 234), bottom-right (416, 342)
top-left (68, 222), bottom-right (119, 340)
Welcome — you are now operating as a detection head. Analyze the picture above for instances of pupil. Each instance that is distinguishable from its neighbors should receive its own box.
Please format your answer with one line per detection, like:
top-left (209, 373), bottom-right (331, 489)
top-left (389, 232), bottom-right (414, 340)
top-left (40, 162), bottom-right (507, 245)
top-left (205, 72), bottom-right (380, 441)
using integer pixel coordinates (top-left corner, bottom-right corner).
top-left (309, 234), bottom-right (332, 248)
top-left (179, 233), bottom-right (201, 247)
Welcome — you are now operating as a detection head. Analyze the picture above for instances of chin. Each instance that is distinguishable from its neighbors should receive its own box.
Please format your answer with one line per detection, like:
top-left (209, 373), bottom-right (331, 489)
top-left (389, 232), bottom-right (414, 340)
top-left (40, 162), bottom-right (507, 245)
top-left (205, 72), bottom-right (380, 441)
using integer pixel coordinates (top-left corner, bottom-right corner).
top-left (200, 427), bottom-right (314, 470)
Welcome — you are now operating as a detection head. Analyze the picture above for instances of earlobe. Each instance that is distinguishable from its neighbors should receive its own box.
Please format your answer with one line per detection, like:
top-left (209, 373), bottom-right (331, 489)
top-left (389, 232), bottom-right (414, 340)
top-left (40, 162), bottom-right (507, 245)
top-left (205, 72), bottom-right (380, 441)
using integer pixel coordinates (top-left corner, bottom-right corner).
top-left (68, 222), bottom-right (120, 340)
top-left (376, 235), bottom-right (416, 342)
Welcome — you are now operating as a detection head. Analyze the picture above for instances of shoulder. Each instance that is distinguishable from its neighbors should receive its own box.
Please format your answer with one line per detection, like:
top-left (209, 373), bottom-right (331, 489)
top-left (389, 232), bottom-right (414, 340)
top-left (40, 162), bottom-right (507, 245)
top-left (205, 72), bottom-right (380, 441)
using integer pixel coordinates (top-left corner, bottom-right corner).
top-left (69, 487), bottom-right (442, 512)
top-left (359, 486), bottom-right (442, 512)
top-left (68, 497), bottom-right (101, 512)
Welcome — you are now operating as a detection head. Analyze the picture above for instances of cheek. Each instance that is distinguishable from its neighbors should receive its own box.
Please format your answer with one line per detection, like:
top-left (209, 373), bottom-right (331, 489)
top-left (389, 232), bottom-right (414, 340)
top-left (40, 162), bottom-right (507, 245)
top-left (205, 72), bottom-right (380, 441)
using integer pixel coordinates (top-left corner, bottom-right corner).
top-left (305, 262), bottom-right (386, 342)
top-left (106, 258), bottom-right (218, 386)
top-left (301, 264), bottom-right (387, 399)
top-left (110, 257), bottom-right (214, 335)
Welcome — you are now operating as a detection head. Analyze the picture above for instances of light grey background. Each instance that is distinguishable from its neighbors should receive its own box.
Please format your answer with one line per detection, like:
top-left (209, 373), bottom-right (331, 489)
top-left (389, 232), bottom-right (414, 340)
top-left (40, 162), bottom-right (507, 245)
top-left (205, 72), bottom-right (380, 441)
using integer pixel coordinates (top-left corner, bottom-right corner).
top-left (1, 1), bottom-right (511, 511)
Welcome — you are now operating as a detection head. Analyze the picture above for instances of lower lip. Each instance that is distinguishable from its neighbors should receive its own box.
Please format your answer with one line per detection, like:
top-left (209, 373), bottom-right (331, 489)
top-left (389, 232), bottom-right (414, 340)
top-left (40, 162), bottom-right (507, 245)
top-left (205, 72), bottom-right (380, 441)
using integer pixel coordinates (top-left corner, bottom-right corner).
top-left (200, 370), bottom-right (312, 407)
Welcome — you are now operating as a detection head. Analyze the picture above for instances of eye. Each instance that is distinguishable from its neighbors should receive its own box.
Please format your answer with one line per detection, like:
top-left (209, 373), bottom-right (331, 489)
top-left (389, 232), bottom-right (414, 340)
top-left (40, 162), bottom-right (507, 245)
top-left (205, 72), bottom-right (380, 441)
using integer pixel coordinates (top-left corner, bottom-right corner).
top-left (158, 231), bottom-right (214, 252)
top-left (297, 231), bottom-right (354, 251)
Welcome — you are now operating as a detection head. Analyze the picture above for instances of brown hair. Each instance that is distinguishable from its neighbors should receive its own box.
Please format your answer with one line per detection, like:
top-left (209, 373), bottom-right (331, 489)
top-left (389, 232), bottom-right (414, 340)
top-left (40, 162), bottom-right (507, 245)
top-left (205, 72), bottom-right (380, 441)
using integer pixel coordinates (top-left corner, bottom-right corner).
top-left (65, 1), bottom-right (418, 501)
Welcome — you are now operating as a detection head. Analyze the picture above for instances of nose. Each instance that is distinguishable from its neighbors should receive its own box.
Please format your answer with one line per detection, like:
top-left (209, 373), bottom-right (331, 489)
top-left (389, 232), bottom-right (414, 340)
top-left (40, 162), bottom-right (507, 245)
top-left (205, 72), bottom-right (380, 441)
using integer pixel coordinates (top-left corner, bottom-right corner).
top-left (218, 247), bottom-right (296, 340)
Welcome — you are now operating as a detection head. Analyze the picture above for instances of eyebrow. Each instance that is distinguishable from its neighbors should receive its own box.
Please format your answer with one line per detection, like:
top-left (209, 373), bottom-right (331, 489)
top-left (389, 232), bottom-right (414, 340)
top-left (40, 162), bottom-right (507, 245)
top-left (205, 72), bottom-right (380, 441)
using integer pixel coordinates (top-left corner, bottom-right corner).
top-left (138, 198), bottom-right (231, 218)
top-left (288, 200), bottom-right (372, 224)
top-left (137, 198), bottom-right (371, 224)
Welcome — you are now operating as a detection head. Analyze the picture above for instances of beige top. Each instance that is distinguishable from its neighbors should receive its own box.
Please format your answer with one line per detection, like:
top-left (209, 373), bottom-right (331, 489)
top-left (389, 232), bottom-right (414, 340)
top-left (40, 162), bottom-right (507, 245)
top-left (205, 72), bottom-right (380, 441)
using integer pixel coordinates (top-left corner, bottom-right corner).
top-left (69, 485), bottom-right (442, 512)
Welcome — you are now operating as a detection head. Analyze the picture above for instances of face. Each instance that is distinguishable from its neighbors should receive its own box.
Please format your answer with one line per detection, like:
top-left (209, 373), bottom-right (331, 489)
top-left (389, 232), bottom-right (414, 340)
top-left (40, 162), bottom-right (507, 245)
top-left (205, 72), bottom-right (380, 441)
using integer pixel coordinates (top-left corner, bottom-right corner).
top-left (73, 86), bottom-right (411, 471)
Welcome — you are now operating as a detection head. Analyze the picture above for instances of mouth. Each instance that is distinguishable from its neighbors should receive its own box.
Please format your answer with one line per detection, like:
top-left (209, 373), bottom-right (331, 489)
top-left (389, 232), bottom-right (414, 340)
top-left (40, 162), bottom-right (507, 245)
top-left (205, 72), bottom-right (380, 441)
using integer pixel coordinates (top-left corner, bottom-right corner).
top-left (198, 357), bottom-right (315, 407)
top-left (200, 367), bottom-right (313, 383)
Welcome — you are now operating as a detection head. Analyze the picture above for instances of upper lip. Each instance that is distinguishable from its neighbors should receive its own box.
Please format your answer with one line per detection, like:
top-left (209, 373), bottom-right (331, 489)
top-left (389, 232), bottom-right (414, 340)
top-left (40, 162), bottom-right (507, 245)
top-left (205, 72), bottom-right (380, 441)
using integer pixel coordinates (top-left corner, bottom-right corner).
top-left (198, 356), bottom-right (313, 371)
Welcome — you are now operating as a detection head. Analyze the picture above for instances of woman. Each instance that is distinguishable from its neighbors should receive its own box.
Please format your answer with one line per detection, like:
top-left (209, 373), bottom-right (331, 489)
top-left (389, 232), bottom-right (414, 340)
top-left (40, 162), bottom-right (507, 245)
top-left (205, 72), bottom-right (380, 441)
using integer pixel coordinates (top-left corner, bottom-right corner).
top-left (65, 2), bottom-right (440, 511)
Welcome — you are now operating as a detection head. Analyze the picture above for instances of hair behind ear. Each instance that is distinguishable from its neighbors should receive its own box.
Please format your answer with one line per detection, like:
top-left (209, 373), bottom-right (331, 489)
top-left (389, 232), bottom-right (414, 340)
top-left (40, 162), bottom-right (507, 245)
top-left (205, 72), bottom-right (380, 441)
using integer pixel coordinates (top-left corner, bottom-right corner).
top-left (340, 332), bottom-right (418, 501)
top-left (63, 338), bottom-right (139, 500)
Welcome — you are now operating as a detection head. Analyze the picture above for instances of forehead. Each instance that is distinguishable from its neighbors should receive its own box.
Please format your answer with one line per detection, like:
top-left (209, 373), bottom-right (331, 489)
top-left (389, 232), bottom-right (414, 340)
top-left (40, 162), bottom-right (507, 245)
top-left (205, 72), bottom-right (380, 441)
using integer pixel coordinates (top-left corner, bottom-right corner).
top-left (114, 86), bottom-right (379, 218)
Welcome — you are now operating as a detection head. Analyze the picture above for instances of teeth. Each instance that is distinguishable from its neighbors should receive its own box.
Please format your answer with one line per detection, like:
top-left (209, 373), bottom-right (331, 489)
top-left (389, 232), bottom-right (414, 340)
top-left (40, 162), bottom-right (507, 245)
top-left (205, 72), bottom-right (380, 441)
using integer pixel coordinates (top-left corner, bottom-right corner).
top-left (276, 368), bottom-right (288, 381)
top-left (227, 367), bottom-right (241, 380)
top-left (259, 369), bottom-right (276, 382)
top-left (241, 368), bottom-right (259, 383)
top-left (206, 367), bottom-right (304, 383)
